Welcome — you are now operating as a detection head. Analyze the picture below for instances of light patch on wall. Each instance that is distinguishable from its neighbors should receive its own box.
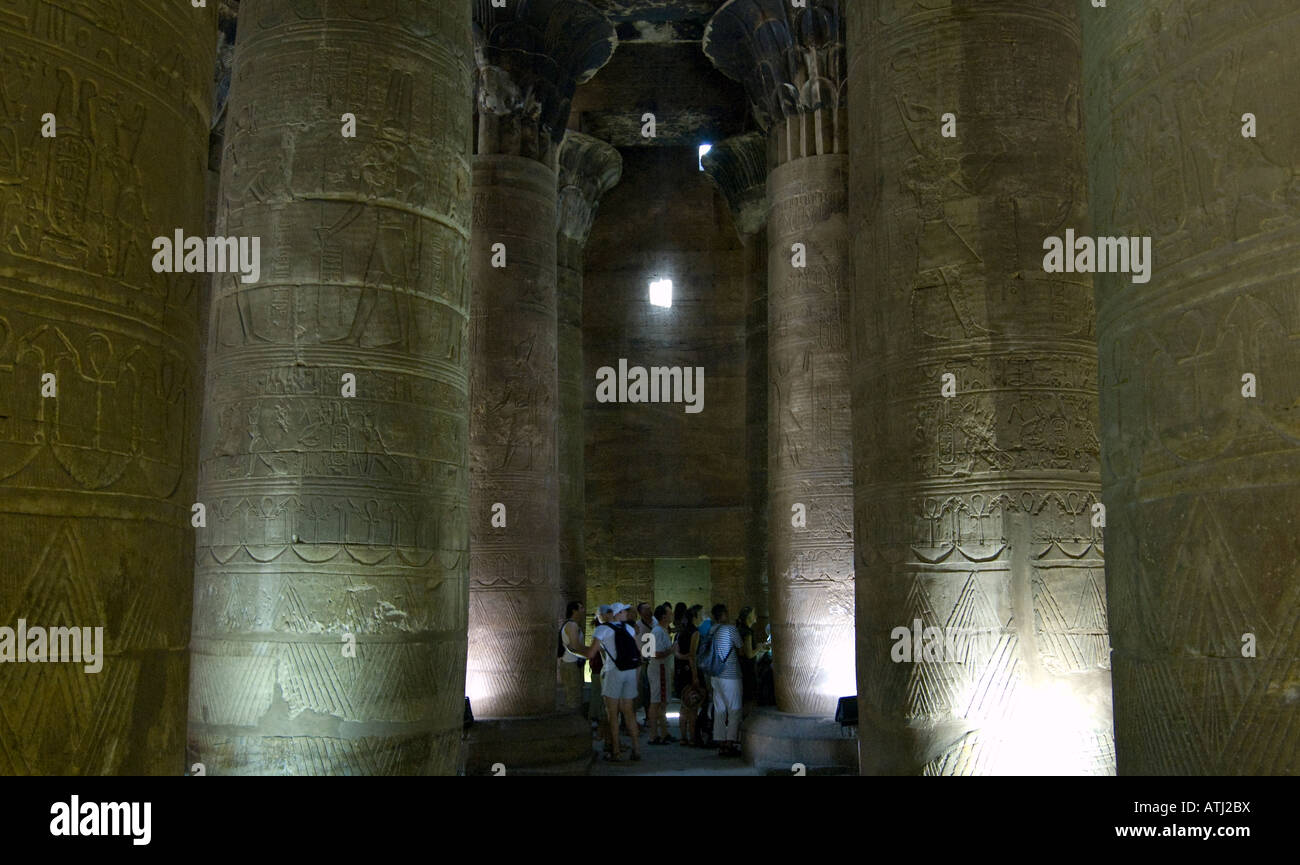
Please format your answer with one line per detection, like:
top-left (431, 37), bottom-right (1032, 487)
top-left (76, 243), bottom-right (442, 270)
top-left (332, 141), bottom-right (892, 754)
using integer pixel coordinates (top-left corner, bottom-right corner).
top-left (649, 278), bottom-right (673, 308)
top-left (698, 143), bottom-right (711, 171)
top-left (981, 681), bottom-right (1104, 776)
top-left (633, 20), bottom-right (677, 42)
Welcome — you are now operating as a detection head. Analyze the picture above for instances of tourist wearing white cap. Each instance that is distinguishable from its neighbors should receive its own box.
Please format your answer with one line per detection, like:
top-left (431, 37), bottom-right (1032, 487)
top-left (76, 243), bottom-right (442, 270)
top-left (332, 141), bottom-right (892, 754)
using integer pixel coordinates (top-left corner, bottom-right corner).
top-left (581, 603), bottom-right (642, 762)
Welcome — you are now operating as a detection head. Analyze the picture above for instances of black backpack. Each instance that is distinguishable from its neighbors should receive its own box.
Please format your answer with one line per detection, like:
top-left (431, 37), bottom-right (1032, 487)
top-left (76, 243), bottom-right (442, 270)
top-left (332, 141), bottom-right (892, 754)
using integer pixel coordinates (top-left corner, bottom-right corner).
top-left (606, 623), bottom-right (641, 671)
top-left (556, 622), bottom-right (568, 659)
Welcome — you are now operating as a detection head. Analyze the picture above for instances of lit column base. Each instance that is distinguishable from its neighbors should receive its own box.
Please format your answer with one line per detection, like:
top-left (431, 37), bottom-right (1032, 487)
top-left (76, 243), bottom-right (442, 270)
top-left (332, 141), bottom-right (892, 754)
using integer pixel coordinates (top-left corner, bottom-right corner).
top-left (742, 708), bottom-right (858, 774)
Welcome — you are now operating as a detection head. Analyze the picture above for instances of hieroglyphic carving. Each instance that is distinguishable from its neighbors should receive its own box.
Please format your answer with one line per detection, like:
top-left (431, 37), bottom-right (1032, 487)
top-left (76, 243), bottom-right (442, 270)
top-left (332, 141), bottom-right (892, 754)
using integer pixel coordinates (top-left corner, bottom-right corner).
top-left (467, 155), bottom-right (560, 719)
top-left (765, 157), bottom-right (855, 716)
top-left (190, 0), bottom-right (473, 775)
top-left (704, 1), bottom-right (855, 717)
top-left (1086, 0), bottom-right (1300, 775)
top-left (0, 0), bottom-right (214, 774)
top-left (850, 0), bottom-right (1112, 774)
top-left (702, 133), bottom-right (771, 627)
top-left (465, 4), bottom-right (615, 731)
top-left (0, 323), bottom-right (192, 495)
top-left (556, 133), bottom-right (621, 620)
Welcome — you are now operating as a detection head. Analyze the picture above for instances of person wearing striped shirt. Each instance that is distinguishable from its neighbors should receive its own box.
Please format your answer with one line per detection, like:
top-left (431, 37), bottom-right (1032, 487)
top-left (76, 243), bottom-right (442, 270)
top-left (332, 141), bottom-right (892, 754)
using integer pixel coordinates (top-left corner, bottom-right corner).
top-left (707, 603), bottom-right (744, 757)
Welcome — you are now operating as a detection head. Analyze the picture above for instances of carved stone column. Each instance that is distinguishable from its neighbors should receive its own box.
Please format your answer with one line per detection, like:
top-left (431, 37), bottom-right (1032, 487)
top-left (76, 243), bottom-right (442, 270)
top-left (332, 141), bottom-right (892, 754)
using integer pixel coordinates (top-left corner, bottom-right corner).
top-left (848, 1), bottom-right (1112, 774)
top-left (189, 0), bottom-right (473, 775)
top-left (466, 0), bottom-right (615, 774)
top-left (1085, 1), bottom-right (1300, 774)
top-left (0, 0), bottom-right (214, 776)
top-left (702, 132), bottom-right (770, 629)
top-left (705, 0), bottom-right (857, 770)
top-left (208, 2), bottom-right (238, 236)
top-left (556, 132), bottom-right (621, 626)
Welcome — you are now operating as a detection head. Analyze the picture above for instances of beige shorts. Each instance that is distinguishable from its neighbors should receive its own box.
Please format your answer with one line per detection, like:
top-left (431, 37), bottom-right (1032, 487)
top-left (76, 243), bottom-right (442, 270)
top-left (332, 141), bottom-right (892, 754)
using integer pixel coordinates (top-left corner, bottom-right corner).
top-left (603, 666), bottom-right (638, 701)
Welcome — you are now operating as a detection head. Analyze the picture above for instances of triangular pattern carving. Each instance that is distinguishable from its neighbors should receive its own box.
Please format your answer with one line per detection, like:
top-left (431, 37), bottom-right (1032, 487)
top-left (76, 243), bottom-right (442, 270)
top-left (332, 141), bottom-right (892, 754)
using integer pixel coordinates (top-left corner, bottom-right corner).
top-left (1168, 498), bottom-right (1265, 657)
top-left (0, 524), bottom-right (106, 772)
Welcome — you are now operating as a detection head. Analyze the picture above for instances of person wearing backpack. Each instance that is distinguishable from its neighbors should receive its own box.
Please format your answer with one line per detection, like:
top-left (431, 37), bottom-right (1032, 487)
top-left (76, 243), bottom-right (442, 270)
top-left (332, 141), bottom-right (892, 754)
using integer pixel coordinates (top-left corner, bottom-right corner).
top-left (702, 604), bottom-right (743, 757)
top-left (581, 602), bottom-right (642, 762)
top-left (692, 606), bottom-right (718, 743)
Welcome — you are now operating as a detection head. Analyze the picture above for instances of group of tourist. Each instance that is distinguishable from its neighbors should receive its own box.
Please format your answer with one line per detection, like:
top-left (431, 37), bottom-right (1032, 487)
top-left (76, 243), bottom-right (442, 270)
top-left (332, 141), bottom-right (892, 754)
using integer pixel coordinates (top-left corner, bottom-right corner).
top-left (557, 598), bottom-right (771, 762)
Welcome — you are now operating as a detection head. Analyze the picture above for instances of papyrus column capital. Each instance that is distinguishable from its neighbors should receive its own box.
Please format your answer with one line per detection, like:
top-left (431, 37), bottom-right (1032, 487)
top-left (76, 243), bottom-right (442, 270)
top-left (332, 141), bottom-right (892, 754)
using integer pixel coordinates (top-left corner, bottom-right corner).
top-left (473, 0), bottom-right (618, 163)
top-left (556, 131), bottom-right (622, 246)
top-left (701, 131), bottom-right (769, 238)
top-left (703, 0), bottom-right (845, 162)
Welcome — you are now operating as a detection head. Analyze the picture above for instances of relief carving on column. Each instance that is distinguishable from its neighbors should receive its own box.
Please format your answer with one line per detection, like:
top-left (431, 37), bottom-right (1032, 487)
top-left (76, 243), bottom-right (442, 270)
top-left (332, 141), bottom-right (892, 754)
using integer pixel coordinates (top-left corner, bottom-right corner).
top-left (763, 158), bottom-right (855, 716)
top-left (555, 131), bottom-right (621, 611)
top-left (190, 0), bottom-right (473, 775)
top-left (1086, 0), bottom-right (1300, 775)
top-left (703, 133), bottom-right (771, 628)
top-left (0, 0), bottom-right (215, 774)
top-left (850, 0), bottom-right (1111, 775)
top-left (466, 5), bottom-right (617, 726)
top-left (704, 0), bottom-right (854, 717)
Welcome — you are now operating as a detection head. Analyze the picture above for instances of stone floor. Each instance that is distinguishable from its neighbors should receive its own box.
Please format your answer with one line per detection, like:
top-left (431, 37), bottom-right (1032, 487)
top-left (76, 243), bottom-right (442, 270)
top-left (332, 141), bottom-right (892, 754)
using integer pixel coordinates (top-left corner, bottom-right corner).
top-left (588, 698), bottom-right (763, 776)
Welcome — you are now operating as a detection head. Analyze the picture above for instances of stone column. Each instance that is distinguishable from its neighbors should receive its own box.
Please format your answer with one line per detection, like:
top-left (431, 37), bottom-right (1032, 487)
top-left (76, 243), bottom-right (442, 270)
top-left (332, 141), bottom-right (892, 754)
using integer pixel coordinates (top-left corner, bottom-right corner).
top-left (0, 2), bottom-right (213, 775)
top-left (848, 0), bottom-right (1112, 775)
top-left (702, 132), bottom-right (770, 628)
top-left (207, 4), bottom-right (238, 224)
top-left (1085, 1), bottom-right (1300, 775)
top-left (556, 132), bottom-right (621, 627)
top-left (189, 0), bottom-right (473, 775)
top-left (705, 0), bottom-right (857, 770)
top-left (465, 0), bottom-right (615, 774)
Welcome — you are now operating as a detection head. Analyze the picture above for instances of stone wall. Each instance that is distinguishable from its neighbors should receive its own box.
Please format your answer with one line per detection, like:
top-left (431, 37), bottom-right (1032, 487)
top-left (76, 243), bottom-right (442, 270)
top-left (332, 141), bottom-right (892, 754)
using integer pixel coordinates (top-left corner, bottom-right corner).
top-left (583, 146), bottom-right (752, 616)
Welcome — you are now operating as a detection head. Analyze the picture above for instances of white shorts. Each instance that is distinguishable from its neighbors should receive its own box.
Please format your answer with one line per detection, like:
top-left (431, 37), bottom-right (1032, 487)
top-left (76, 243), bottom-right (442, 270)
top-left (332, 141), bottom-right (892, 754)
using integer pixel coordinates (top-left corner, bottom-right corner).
top-left (603, 666), bottom-right (638, 701)
top-left (711, 676), bottom-right (743, 741)
top-left (648, 658), bottom-right (669, 703)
